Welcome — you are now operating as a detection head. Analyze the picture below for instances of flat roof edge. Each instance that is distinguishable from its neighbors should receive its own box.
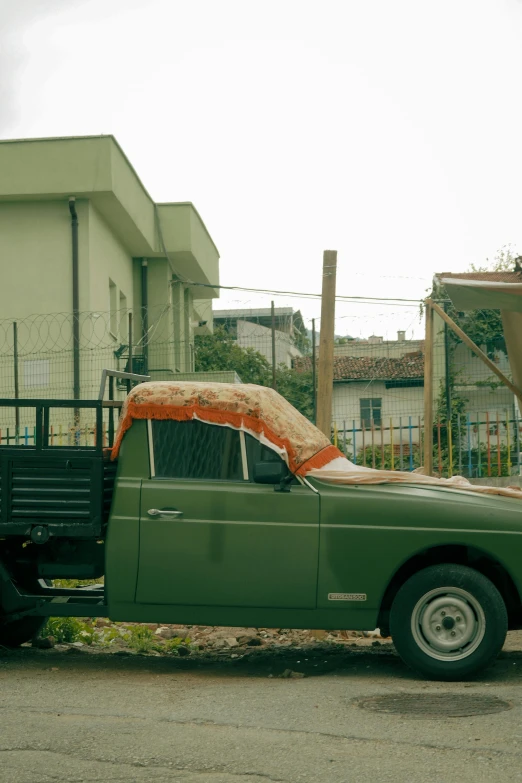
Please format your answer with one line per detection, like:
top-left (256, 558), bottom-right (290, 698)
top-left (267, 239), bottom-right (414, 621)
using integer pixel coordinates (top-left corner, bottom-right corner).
top-left (157, 202), bottom-right (219, 256)
top-left (0, 136), bottom-right (219, 258)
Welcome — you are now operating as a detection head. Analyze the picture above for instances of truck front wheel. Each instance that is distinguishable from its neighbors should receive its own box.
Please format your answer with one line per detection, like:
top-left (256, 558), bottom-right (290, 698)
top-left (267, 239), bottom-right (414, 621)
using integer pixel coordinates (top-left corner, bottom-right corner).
top-left (390, 564), bottom-right (507, 681)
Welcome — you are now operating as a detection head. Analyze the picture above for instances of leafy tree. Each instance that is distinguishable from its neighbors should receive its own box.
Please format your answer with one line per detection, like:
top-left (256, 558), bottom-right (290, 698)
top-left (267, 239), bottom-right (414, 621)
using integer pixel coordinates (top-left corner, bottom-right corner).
top-left (195, 326), bottom-right (270, 386)
top-left (273, 366), bottom-right (314, 420)
top-left (470, 243), bottom-right (518, 273)
top-left (292, 328), bottom-right (311, 355)
top-left (194, 326), bottom-right (315, 419)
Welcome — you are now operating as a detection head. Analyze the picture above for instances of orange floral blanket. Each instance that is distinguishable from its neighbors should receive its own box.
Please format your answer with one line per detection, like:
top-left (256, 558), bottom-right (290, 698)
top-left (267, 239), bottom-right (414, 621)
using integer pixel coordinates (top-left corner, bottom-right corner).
top-left (111, 381), bottom-right (342, 475)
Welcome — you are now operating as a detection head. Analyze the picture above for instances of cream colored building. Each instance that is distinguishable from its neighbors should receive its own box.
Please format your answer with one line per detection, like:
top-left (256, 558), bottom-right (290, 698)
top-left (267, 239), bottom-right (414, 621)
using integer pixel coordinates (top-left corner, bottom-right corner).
top-left (331, 335), bottom-right (426, 460)
top-left (0, 135), bottom-right (219, 408)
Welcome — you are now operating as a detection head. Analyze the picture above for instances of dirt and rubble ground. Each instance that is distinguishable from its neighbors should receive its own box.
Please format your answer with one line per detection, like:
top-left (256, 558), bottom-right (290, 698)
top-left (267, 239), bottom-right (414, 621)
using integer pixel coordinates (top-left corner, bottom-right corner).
top-left (3, 628), bottom-right (522, 782)
top-left (34, 620), bottom-right (387, 657)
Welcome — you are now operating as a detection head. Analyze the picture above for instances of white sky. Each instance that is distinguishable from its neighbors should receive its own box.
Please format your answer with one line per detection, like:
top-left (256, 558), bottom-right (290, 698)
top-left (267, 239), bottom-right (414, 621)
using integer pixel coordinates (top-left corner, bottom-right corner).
top-left (2, 0), bottom-right (522, 338)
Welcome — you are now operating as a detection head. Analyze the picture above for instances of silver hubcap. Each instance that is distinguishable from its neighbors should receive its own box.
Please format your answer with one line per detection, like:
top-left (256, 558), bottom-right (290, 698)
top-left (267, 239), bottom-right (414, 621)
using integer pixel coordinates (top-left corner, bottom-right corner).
top-left (411, 587), bottom-right (486, 661)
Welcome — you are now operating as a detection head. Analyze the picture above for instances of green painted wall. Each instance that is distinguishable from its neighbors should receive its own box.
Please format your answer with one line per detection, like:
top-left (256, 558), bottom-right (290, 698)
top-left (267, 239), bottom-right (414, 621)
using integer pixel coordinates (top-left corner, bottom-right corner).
top-left (0, 200), bottom-right (79, 319)
top-left (0, 137), bottom-right (113, 199)
top-left (0, 136), bottom-right (219, 406)
top-left (146, 258), bottom-right (176, 376)
top-left (88, 203), bottom-right (134, 339)
top-left (156, 203), bottom-right (219, 294)
top-left (0, 137), bottom-right (220, 294)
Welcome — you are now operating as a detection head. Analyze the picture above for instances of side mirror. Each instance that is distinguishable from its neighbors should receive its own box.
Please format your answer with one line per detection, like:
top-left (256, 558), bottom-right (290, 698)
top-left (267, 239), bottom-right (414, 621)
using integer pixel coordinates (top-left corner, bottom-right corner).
top-left (253, 461), bottom-right (289, 485)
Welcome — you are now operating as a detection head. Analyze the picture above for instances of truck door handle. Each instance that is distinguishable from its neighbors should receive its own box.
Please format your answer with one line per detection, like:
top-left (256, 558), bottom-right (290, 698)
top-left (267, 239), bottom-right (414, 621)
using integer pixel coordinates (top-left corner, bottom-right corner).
top-left (147, 508), bottom-right (184, 519)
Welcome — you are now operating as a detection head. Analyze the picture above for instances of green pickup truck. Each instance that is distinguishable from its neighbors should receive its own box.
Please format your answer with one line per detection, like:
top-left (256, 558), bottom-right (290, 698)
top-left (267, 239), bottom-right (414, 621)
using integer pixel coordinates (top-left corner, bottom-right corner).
top-left (1, 374), bottom-right (521, 681)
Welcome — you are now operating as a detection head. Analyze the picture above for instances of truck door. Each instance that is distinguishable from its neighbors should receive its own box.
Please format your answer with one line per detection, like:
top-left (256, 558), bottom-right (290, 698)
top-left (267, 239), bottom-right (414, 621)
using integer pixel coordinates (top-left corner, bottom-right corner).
top-left (136, 419), bottom-right (319, 609)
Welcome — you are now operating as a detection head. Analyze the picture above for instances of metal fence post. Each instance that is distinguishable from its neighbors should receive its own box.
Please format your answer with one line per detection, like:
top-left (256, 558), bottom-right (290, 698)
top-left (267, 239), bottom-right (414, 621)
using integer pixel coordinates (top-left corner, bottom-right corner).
top-left (515, 403), bottom-right (522, 476)
top-left (271, 301), bottom-right (276, 390)
top-left (13, 322), bottom-right (19, 440)
top-left (127, 312), bottom-right (133, 395)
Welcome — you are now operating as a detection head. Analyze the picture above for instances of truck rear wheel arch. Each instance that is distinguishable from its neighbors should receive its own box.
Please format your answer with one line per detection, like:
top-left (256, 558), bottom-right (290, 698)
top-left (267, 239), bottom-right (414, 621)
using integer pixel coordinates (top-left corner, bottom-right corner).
top-left (377, 544), bottom-right (522, 635)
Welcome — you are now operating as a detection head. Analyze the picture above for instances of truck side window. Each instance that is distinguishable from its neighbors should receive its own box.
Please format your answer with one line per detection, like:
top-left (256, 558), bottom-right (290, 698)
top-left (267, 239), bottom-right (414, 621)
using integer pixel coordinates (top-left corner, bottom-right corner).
top-left (151, 420), bottom-right (244, 481)
top-left (243, 433), bottom-right (295, 482)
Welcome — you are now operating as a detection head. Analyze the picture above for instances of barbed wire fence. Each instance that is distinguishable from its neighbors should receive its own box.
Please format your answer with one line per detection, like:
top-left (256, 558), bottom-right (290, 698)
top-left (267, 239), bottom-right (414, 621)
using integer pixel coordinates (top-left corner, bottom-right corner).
top-left (0, 297), bottom-right (519, 479)
top-left (0, 296), bottom-right (425, 452)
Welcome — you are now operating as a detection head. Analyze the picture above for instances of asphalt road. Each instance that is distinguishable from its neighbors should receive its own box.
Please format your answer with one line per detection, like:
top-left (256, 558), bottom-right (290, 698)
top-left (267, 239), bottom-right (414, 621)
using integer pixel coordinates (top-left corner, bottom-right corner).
top-left (2, 638), bottom-right (522, 783)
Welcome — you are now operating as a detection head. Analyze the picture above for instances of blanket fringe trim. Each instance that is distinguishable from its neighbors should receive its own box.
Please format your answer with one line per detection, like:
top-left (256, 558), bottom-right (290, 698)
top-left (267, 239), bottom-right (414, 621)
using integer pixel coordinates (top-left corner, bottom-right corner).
top-left (111, 403), bottom-right (343, 475)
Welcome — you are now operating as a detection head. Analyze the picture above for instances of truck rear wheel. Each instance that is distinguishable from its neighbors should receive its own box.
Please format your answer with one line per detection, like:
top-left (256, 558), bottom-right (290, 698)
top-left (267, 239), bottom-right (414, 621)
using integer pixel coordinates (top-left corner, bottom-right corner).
top-left (0, 616), bottom-right (46, 648)
top-left (0, 572), bottom-right (51, 647)
top-left (390, 564), bottom-right (507, 681)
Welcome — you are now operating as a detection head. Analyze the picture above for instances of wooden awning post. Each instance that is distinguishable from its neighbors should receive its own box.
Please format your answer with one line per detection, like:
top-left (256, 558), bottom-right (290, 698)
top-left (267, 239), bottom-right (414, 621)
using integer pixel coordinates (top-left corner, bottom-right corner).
top-left (423, 301), bottom-right (434, 475)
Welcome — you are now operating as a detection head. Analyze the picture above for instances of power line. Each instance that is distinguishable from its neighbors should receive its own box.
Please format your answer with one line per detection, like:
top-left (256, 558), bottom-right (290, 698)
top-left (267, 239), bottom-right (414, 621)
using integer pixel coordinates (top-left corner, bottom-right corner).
top-left (154, 210), bottom-right (427, 305)
top-left (192, 281), bottom-right (423, 305)
top-left (154, 207), bottom-right (430, 306)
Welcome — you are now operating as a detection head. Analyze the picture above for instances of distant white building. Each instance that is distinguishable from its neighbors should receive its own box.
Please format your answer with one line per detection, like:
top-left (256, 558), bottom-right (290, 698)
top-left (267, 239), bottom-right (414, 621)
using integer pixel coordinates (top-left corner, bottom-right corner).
top-left (331, 335), bottom-right (425, 457)
top-left (212, 307), bottom-right (305, 369)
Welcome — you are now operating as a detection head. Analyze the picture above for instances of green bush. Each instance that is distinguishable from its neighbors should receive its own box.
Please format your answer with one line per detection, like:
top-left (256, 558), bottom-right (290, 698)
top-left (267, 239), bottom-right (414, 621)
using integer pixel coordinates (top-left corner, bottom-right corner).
top-left (97, 626), bottom-right (122, 645)
top-left (358, 444), bottom-right (421, 472)
top-left (123, 625), bottom-right (160, 653)
top-left (163, 636), bottom-right (192, 654)
top-left (41, 617), bottom-right (96, 644)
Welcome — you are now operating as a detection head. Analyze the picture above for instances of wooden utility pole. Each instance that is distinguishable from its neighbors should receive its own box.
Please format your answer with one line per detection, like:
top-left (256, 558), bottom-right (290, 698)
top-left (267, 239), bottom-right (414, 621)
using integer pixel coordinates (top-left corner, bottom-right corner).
top-left (311, 318), bottom-right (317, 424)
top-left (316, 250), bottom-right (337, 437)
top-left (423, 301), bottom-right (434, 475)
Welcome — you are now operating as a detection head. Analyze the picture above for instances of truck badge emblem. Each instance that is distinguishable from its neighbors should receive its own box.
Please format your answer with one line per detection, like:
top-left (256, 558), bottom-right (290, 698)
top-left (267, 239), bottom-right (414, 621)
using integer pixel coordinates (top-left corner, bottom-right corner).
top-left (328, 593), bottom-right (367, 601)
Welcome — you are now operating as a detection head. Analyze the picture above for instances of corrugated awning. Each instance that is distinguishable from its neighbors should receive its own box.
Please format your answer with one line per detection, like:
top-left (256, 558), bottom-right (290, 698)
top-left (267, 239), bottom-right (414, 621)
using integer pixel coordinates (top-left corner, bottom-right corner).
top-left (440, 276), bottom-right (522, 312)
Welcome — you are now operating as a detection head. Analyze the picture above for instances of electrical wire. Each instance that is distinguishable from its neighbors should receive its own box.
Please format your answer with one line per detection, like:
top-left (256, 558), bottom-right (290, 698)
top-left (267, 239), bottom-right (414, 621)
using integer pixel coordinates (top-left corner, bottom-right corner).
top-left (154, 206), bottom-right (434, 306)
top-left (192, 281), bottom-right (422, 304)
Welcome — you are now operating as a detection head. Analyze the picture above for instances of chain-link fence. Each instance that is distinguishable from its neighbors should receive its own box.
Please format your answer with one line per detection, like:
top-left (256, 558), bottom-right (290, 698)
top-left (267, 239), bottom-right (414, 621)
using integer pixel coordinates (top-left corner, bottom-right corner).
top-left (2, 298), bottom-right (518, 478)
top-left (0, 298), bottom-right (426, 457)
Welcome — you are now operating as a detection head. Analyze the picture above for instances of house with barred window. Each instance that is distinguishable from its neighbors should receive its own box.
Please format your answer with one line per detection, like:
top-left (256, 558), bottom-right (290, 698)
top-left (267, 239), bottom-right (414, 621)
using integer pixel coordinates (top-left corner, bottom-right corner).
top-left (294, 332), bottom-right (429, 463)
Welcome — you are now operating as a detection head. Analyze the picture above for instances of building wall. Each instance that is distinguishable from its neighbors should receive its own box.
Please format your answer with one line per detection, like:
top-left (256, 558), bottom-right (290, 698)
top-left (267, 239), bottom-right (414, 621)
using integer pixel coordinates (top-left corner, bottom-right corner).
top-left (0, 200), bottom-right (78, 319)
top-left (0, 137), bottom-right (220, 438)
top-left (88, 204), bottom-right (134, 342)
top-left (332, 381), bottom-right (424, 456)
top-left (236, 320), bottom-right (301, 368)
top-left (334, 338), bottom-right (423, 359)
top-left (0, 198), bottom-right (137, 328)
top-left (146, 259), bottom-right (175, 378)
top-left (454, 343), bottom-right (512, 394)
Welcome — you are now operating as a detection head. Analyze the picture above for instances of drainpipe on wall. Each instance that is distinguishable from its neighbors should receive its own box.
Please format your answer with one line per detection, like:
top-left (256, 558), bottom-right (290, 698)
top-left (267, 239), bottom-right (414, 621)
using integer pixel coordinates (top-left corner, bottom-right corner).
top-left (141, 259), bottom-right (148, 373)
top-left (68, 197), bottom-right (80, 402)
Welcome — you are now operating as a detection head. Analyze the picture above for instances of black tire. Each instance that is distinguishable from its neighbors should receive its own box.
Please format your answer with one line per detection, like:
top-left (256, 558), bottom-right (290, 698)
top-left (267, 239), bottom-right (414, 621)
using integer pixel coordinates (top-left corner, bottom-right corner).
top-left (0, 616), bottom-right (46, 648)
top-left (0, 575), bottom-right (51, 648)
top-left (390, 564), bottom-right (507, 681)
